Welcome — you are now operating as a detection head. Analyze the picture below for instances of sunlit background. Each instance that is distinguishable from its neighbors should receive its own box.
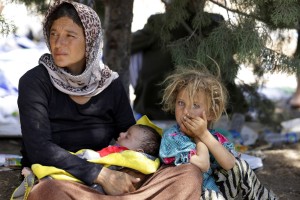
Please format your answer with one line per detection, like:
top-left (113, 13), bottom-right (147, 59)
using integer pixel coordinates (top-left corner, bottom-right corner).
top-left (0, 0), bottom-right (297, 89)
top-left (0, 0), bottom-right (298, 136)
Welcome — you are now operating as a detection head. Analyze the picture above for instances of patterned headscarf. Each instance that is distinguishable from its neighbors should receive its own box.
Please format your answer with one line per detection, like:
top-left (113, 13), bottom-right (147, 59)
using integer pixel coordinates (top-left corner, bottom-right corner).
top-left (39, 0), bottom-right (118, 97)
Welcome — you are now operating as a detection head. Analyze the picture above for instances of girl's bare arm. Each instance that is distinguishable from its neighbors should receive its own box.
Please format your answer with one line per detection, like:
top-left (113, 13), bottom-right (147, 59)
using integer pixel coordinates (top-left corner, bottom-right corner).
top-left (199, 130), bottom-right (235, 170)
top-left (190, 140), bottom-right (210, 172)
top-left (182, 112), bottom-right (235, 170)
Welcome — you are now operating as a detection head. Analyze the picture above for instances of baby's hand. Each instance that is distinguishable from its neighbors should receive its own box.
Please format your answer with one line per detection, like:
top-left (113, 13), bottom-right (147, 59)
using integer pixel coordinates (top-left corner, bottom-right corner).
top-left (21, 167), bottom-right (33, 177)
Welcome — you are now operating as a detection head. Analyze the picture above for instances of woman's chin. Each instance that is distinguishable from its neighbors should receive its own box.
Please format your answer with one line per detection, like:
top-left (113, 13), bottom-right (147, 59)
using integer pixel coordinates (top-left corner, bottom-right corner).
top-left (53, 58), bottom-right (68, 68)
top-left (54, 62), bottom-right (67, 68)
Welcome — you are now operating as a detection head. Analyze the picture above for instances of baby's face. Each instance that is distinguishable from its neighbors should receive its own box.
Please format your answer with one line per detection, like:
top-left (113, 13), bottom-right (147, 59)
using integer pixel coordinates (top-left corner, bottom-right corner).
top-left (115, 126), bottom-right (144, 150)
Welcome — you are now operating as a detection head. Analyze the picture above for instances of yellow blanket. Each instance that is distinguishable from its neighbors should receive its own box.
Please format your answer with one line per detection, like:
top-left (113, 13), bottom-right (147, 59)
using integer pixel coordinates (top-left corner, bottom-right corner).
top-left (32, 149), bottom-right (160, 183)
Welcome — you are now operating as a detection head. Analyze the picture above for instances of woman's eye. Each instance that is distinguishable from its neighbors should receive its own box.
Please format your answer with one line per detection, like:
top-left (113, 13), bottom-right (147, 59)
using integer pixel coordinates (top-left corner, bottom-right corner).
top-left (67, 34), bottom-right (75, 38)
top-left (50, 32), bottom-right (57, 37)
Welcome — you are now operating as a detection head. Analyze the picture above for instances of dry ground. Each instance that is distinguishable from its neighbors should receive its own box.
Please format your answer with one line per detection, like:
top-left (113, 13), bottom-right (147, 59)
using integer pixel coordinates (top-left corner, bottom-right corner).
top-left (255, 142), bottom-right (300, 200)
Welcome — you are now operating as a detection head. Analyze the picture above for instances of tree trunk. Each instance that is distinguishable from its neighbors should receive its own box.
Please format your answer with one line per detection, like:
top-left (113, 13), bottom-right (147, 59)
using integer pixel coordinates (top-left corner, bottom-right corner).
top-left (102, 0), bottom-right (134, 96)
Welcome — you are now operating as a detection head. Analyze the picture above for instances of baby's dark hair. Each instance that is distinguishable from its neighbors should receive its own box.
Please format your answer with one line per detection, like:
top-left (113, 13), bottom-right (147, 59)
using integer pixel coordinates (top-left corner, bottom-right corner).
top-left (135, 124), bottom-right (161, 157)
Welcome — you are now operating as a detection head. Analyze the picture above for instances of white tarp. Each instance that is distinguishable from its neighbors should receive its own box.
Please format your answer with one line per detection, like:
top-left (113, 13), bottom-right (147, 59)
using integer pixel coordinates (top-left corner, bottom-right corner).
top-left (0, 35), bottom-right (48, 137)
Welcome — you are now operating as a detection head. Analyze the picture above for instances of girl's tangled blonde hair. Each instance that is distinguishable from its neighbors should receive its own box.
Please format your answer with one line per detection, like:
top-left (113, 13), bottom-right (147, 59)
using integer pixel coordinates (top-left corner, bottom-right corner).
top-left (161, 67), bottom-right (228, 123)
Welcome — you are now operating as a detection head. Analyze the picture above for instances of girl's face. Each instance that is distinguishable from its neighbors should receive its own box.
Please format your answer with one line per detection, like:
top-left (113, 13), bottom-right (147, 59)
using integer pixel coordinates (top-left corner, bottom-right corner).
top-left (49, 16), bottom-right (86, 75)
top-left (115, 126), bottom-right (144, 151)
top-left (175, 88), bottom-right (211, 127)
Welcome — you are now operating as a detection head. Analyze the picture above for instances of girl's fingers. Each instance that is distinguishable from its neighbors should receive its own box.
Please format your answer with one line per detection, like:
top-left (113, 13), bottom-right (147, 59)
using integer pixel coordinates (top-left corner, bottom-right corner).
top-left (180, 123), bottom-right (189, 134)
top-left (183, 116), bottom-right (193, 127)
top-left (202, 111), bottom-right (207, 121)
top-left (183, 118), bottom-right (198, 133)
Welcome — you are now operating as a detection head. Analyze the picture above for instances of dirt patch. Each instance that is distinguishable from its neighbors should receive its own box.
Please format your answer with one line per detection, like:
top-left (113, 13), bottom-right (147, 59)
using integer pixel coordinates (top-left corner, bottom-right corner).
top-left (256, 143), bottom-right (300, 200)
top-left (0, 138), bottom-right (22, 200)
top-left (0, 169), bottom-right (22, 200)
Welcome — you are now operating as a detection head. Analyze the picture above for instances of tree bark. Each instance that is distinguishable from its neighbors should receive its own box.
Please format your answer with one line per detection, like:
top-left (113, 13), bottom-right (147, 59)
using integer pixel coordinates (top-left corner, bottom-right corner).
top-left (102, 0), bottom-right (134, 96)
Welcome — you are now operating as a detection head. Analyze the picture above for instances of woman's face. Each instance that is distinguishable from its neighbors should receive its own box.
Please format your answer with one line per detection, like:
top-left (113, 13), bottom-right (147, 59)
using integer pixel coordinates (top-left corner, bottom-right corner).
top-left (49, 16), bottom-right (86, 75)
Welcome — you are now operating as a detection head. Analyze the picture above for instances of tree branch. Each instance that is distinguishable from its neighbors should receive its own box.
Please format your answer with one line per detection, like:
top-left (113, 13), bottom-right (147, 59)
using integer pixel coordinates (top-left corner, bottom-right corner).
top-left (208, 0), bottom-right (265, 23)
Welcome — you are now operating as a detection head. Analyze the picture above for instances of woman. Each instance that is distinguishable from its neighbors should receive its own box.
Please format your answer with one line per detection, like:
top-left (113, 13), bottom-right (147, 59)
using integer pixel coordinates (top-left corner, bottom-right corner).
top-left (18, 1), bottom-right (202, 199)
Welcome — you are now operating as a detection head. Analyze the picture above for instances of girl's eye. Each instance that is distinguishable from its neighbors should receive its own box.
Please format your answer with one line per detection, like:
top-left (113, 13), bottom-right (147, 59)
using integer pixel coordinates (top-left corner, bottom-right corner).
top-left (178, 100), bottom-right (184, 106)
top-left (193, 104), bottom-right (200, 109)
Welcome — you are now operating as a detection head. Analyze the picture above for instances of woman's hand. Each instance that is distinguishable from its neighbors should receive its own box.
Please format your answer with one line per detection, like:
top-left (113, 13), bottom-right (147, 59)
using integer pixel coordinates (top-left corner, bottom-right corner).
top-left (95, 167), bottom-right (140, 195)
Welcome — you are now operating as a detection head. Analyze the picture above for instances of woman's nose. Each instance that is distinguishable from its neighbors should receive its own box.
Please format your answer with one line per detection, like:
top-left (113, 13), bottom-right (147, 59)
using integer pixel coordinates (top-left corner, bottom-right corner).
top-left (55, 36), bottom-right (66, 46)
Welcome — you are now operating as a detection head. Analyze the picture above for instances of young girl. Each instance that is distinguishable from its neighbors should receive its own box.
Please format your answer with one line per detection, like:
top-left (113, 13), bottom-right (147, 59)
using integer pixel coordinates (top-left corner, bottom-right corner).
top-left (159, 67), bottom-right (278, 199)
